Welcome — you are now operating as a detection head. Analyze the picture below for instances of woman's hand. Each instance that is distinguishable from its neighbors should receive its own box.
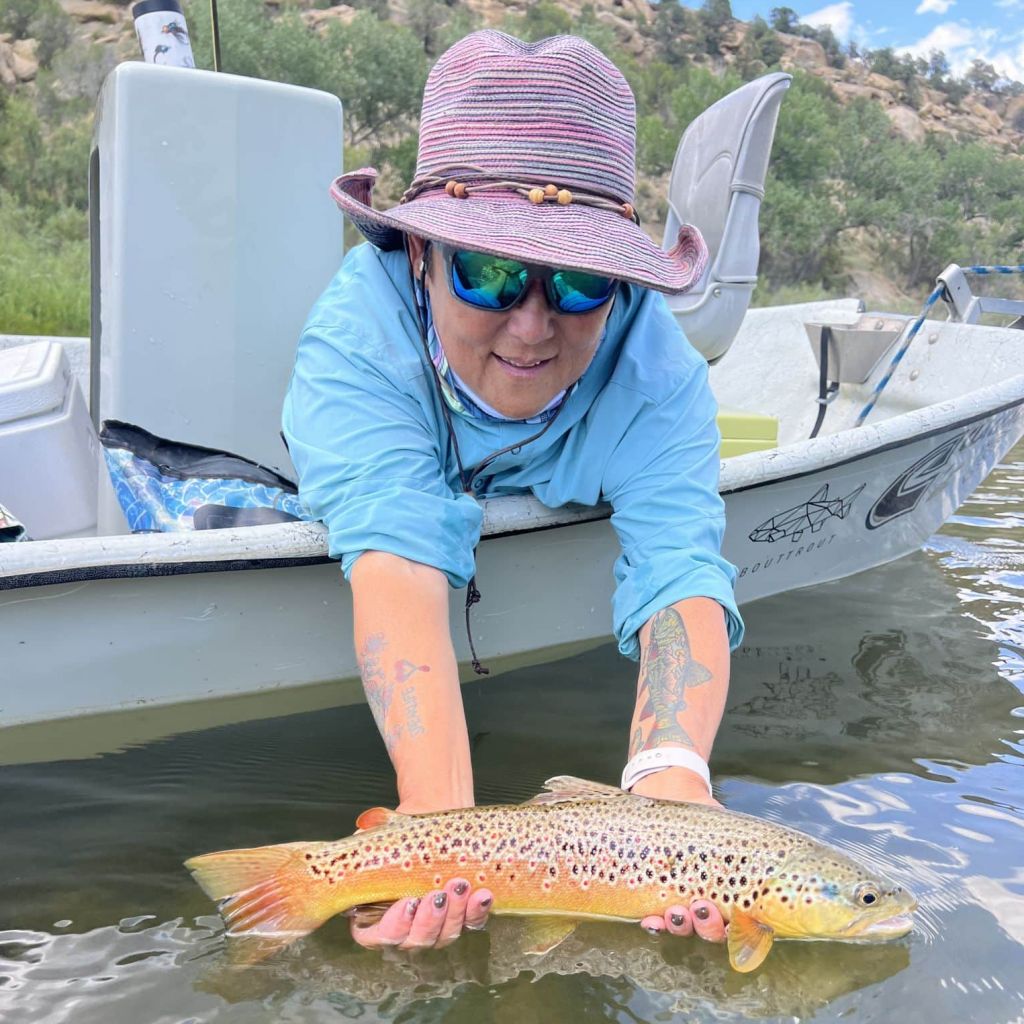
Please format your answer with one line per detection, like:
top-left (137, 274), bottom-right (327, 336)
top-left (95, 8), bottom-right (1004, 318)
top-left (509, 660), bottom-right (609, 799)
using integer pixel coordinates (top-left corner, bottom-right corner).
top-left (640, 900), bottom-right (727, 942)
top-left (631, 765), bottom-right (728, 943)
top-left (350, 877), bottom-right (494, 950)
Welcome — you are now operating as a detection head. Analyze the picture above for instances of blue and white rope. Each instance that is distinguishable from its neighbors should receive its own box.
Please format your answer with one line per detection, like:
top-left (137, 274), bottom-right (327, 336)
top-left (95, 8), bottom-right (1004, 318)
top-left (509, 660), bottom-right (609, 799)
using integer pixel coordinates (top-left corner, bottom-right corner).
top-left (855, 264), bottom-right (1024, 427)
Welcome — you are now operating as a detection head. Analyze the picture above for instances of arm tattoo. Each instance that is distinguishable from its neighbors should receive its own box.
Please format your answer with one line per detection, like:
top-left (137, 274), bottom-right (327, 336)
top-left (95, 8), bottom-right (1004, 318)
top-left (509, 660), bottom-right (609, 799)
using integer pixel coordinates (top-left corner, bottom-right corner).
top-left (630, 607), bottom-right (712, 756)
top-left (357, 634), bottom-right (430, 753)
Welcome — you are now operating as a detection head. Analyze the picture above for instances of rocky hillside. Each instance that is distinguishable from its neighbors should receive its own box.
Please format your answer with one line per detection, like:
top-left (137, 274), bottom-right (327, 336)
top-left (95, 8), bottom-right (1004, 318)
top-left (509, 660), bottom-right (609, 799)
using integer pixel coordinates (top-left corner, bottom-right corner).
top-left (3, 0), bottom-right (1022, 153)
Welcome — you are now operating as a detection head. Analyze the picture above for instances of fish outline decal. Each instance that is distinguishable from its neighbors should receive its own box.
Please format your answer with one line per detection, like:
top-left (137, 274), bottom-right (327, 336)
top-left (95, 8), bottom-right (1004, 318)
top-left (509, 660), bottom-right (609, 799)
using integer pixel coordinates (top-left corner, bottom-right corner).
top-left (749, 483), bottom-right (866, 543)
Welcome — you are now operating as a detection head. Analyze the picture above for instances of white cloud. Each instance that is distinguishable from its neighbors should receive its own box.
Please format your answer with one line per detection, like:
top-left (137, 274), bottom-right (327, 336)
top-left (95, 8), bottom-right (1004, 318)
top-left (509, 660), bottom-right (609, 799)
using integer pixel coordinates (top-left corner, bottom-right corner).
top-left (915, 0), bottom-right (956, 14)
top-left (899, 22), bottom-right (1024, 83)
top-left (995, 0), bottom-right (1023, 8)
top-left (802, 2), bottom-right (856, 41)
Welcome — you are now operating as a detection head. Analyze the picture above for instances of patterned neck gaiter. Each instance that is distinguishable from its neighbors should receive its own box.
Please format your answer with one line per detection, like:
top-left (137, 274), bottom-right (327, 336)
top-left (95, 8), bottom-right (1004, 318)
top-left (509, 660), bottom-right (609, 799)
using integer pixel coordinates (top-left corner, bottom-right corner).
top-left (418, 285), bottom-right (573, 425)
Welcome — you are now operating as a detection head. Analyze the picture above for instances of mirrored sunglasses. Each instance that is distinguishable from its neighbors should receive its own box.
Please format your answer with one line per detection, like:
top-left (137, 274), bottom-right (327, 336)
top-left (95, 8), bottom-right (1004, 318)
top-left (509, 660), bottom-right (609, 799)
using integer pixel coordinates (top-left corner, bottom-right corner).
top-left (440, 246), bottom-right (618, 315)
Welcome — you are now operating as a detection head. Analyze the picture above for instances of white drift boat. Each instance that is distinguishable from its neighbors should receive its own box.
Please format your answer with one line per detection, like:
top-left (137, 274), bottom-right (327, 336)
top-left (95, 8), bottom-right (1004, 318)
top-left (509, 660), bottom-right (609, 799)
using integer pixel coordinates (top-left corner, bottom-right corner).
top-left (2, 66), bottom-right (1023, 733)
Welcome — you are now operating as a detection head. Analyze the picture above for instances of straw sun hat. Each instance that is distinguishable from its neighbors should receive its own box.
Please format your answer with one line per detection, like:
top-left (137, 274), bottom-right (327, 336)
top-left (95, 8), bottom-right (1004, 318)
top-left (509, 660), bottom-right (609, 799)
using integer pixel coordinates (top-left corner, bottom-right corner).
top-left (329, 30), bottom-right (707, 294)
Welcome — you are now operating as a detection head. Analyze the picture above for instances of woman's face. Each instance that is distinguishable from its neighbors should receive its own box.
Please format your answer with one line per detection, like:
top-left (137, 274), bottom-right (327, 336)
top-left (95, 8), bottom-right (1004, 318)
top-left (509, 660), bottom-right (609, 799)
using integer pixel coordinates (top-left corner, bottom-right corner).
top-left (407, 236), bottom-right (613, 421)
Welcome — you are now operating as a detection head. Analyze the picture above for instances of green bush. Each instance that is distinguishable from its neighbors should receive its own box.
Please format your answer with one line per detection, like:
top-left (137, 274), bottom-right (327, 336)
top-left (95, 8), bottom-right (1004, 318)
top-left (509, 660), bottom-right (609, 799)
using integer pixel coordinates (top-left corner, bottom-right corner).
top-left (0, 194), bottom-right (89, 336)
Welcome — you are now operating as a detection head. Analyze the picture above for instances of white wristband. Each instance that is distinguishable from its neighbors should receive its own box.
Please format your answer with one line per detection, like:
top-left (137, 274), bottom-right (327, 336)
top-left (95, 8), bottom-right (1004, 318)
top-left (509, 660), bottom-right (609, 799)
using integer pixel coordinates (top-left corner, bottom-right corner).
top-left (621, 748), bottom-right (712, 798)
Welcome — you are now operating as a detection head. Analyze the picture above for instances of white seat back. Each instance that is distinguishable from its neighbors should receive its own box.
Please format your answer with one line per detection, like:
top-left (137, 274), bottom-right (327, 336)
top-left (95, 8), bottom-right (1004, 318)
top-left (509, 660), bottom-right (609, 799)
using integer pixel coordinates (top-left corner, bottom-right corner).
top-left (662, 72), bottom-right (790, 363)
top-left (91, 63), bottom-right (344, 475)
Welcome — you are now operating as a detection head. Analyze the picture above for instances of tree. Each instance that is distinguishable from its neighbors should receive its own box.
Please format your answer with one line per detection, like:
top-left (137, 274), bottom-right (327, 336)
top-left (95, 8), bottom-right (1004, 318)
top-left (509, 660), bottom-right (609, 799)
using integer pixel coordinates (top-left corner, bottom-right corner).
top-left (508, 0), bottom-right (573, 42)
top-left (695, 0), bottom-right (732, 55)
top-left (739, 16), bottom-right (783, 78)
top-left (965, 58), bottom-right (998, 93)
top-left (648, 0), bottom-right (694, 68)
top-left (769, 7), bottom-right (800, 34)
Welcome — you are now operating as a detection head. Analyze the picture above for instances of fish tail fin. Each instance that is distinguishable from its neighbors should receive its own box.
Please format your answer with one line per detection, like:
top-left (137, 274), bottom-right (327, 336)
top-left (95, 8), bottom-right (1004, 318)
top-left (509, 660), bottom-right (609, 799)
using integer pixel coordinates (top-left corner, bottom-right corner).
top-left (185, 841), bottom-right (336, 940)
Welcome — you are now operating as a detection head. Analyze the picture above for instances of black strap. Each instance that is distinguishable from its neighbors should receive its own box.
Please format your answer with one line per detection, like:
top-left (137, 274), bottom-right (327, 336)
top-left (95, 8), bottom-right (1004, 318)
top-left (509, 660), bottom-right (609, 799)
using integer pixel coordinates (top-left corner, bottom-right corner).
top-left (809, 326), bottom-right (839, 440)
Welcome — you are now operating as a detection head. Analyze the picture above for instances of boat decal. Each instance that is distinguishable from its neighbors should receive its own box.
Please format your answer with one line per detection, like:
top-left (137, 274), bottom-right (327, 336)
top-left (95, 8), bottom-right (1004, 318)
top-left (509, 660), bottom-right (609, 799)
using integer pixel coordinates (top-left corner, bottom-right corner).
top-left (865, 412), bottom-right (1014, 530)
top-left (865, 436), bottom-right (962, 530)
top-left (749, 483), bottom-right (866, 543)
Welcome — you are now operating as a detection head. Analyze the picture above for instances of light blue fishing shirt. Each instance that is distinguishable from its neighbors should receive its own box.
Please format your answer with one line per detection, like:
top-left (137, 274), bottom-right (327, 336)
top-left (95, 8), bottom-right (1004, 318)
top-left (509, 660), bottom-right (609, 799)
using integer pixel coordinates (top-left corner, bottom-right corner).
top-left (282, 243), bottom-right (743, 659)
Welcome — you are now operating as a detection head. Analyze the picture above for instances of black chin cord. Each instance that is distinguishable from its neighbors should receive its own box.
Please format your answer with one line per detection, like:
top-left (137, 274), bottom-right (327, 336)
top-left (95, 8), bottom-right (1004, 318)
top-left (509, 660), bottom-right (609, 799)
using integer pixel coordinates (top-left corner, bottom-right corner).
top-left (409, 241), bottom-right (570, 675)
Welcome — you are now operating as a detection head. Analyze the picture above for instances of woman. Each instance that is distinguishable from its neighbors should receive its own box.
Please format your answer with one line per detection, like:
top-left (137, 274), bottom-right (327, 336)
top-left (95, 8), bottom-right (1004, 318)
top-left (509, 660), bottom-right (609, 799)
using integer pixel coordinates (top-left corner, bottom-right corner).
top-left (283, 30), bottom-right (743, 952)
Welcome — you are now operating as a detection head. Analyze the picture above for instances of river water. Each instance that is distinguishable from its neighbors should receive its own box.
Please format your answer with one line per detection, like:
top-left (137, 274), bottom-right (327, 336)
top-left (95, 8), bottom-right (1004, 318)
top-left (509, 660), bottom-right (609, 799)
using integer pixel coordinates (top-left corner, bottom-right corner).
top-left (2, 442), bottom-right (1023, 1023)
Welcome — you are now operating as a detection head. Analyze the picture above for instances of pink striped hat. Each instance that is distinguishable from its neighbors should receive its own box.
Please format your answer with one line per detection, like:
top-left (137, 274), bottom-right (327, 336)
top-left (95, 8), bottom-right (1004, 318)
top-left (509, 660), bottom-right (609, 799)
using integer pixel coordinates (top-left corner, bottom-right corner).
top-left (329, 31), bottom-right (707, 294)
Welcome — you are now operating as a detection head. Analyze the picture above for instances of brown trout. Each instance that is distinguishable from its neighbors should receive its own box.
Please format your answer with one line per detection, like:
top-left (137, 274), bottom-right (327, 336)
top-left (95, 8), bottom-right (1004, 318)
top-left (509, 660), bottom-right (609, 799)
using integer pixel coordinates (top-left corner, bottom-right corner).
top-left (186, 776), bottom-right (916, 972)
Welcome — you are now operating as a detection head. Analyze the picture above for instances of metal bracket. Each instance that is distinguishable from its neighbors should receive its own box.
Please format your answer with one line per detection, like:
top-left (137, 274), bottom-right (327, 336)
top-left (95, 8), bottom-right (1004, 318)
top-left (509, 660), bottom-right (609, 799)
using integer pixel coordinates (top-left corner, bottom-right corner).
top-left (937, 263), bottom-right (1024, 324)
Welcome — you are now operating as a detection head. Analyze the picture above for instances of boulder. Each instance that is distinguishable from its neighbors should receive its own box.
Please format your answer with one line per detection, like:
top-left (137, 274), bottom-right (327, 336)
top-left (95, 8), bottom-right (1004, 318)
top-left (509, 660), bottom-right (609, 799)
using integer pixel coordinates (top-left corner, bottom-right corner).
top-left (832, 81), bottom-right (893, 106)
top-left (1006, 95), bottom-right (1024, 133)
top-left (304, 5), bottom-right (358, 30)
top-left (962, 98), bottom-right (1003, 132)
top-left (0, 39), bottom-right (17, 88)
top-left (865, 73), bottom-right (902, 99)
top-left (8, 36), bottom-right (38, 82)
top-left (779, 34), bottom-right (826, 73)
top-left (886, 105), bottom-right (925, 144)
top-left (61, 1), bottom-right (123, 24)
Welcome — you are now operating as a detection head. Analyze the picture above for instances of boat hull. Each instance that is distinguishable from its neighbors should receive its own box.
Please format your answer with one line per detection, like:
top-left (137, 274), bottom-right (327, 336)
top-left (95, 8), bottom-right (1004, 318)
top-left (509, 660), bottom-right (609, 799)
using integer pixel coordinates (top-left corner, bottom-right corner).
top-left (3, 395), bottom-right (1023, 735)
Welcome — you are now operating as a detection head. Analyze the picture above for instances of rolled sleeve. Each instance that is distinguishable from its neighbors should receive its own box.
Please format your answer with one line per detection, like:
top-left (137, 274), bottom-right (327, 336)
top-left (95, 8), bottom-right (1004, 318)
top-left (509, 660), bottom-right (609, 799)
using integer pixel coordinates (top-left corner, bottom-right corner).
top-left (604, 361), bottom-right (744, 660)
top-left (282, 323), bottom-right (482, 587)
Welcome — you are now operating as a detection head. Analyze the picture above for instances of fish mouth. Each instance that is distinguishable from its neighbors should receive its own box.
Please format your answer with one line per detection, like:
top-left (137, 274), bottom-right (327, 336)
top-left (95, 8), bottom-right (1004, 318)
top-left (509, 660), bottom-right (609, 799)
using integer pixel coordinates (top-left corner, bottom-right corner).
top-left (848, 913), bottom-right (915, 940)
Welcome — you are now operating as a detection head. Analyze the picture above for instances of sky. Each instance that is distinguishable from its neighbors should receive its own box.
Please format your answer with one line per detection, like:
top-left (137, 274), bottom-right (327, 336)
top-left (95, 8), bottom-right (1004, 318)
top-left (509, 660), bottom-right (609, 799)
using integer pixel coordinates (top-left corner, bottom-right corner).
top-left (681, 0), bottom-right (1024, 82)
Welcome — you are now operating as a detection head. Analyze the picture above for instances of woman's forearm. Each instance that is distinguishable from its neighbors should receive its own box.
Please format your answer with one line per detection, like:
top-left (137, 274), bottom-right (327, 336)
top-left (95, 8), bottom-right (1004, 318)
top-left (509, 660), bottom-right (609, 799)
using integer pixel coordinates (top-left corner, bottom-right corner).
top-left (350, 551), bottom-right (474, 813)
top-left (627, 596), bottom-right (730, 803)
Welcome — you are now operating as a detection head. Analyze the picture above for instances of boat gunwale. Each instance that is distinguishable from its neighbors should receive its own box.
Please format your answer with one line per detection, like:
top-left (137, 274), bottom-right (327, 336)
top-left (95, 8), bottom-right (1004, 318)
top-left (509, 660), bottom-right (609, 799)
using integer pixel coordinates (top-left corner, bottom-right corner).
top-left (3, 373), bottom-right (1024, 590)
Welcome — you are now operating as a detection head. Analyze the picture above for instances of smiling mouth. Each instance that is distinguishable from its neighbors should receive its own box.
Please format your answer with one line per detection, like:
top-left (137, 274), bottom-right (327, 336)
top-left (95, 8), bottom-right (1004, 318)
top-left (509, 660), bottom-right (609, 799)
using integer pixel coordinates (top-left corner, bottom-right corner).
top-left (495, 355), bottom-right (552, 369)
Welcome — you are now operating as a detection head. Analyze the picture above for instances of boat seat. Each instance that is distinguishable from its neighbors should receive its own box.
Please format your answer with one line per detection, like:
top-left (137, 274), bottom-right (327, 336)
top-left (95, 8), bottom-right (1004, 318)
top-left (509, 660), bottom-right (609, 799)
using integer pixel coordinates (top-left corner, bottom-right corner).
top-left (716, 407), bottom-right (778, 458)
top-left (663, 72), bottom-right (791, 364)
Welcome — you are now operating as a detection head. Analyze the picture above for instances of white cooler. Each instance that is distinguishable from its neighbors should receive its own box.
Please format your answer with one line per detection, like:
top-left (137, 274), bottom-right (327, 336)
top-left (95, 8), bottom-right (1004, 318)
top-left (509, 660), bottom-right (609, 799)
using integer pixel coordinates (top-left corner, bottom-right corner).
top-left (0, 341), bottom-right (103, 539)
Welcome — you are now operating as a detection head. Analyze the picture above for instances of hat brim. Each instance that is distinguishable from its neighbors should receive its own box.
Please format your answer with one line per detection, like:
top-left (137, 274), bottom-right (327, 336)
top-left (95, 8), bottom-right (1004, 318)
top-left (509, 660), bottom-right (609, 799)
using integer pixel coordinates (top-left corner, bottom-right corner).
top-left (330, 169), bottom-right (707, 296)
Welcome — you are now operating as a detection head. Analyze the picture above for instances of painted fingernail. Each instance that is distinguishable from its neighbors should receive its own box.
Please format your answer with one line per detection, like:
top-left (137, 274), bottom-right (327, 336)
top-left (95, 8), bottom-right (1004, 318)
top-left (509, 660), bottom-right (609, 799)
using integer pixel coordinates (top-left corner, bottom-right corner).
top-left (694, 906), bottom-right (710, 921)
top-left (670, 913), bottom-right (685, 927)
top-left (406, 898), bottom-right (421, 916)
top-left (433, 892), bottom-right (447, 910)
top-left (479, 896), bottom-right (493, 910)
top-left (453, 881), bottom-right (468, 896)
top-left (645, 925), bottom-right (661, 935)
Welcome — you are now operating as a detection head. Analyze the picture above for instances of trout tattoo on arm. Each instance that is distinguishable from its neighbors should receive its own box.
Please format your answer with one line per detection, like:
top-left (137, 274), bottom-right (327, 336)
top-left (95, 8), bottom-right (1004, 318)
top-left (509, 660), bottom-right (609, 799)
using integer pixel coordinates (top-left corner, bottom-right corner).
top-left (630, 607), bottom-right (712, 756)
top-left (357, 634), bottom-right (430, 754)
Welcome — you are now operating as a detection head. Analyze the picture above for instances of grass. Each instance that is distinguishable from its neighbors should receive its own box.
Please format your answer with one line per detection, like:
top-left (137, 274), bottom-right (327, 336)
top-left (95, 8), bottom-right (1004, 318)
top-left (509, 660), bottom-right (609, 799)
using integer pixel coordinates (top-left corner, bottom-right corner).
top-left (0, 196), bottom-right (89, 337)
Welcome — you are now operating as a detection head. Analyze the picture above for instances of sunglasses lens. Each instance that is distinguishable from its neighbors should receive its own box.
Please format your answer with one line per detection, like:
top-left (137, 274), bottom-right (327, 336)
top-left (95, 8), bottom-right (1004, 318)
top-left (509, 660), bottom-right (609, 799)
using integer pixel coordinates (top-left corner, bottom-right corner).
top-left (451, 251), bottom-right (529, 310)
top-left (550, 269), bottom-right (616, 313)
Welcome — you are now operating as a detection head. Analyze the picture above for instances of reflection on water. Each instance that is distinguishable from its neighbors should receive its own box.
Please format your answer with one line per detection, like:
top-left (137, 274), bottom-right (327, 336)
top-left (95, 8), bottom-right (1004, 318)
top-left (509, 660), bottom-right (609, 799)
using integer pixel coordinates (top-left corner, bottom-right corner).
top-left (2, 443), bottom-right (1024, 1023)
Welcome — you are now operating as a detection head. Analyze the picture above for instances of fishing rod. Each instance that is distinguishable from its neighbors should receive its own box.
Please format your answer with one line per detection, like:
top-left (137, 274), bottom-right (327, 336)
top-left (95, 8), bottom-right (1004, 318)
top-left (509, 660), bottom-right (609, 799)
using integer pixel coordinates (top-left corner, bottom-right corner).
top-left (210, 0), bottom-right (222, 71)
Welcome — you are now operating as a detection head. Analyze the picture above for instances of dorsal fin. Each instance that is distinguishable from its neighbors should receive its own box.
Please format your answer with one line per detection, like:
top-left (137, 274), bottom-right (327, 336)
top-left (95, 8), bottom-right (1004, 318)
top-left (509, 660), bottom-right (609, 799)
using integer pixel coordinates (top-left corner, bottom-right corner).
top-left (526, 776), bottom-right (629, 805)
top-left (355, 807), bottom-right (405, 831)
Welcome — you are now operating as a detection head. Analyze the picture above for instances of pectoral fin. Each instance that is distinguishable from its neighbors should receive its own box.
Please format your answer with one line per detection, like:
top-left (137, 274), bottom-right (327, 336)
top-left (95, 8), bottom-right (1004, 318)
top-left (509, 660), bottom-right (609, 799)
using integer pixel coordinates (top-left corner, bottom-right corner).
top-left (726, 909), bottom-right (775, 973)
top-left (355, 807), bottom-right (406, 831)
top-left (520, 916), bottom-right (578, 955)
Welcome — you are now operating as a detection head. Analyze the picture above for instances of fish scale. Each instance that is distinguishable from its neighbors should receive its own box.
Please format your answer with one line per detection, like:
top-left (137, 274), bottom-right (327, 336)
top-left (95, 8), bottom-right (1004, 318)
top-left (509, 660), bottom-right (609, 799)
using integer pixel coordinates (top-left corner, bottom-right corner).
top-left (186, 775), bottom-right (917, 972)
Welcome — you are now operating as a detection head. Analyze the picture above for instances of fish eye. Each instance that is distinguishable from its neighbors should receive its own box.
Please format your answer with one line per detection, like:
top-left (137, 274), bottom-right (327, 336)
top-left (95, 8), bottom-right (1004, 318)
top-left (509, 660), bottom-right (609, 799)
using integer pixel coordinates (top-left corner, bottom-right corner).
top-left (855, 884), bottom-right (880, 907)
